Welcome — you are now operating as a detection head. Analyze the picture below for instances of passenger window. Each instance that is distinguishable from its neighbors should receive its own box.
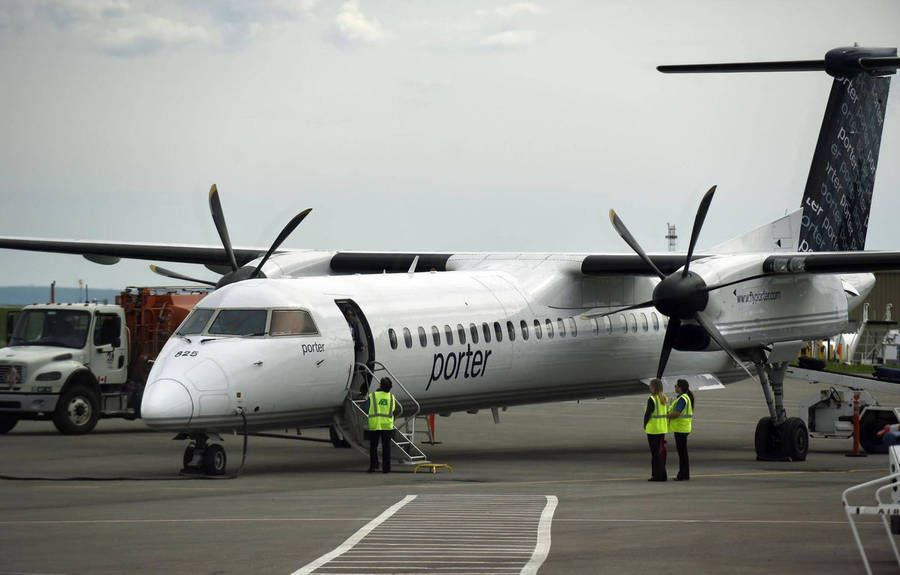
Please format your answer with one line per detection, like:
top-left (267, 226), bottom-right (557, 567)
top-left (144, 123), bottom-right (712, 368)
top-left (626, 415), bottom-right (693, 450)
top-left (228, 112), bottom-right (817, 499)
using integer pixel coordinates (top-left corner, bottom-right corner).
top-left (431, 326), bottom-right (440, 346)
top-left (389, 328), bottom-right (398, 350)
top-left (534, 319), bottom-right (543, 339)
top-left (652, 313), bottom-right (659, 331)
top-left (270, 310), bottom-right (318, 336)
top-left (629, 313), bottom-right (637, 333)
top-left (520, 320), bottom-right (530, 341)
top-left (444, 325), bottom-right (454, 346)
top-left (605, 316), bottom-right (613, 334)
top-left (418, 327), bottom-right (427, 347)
top-left (569, 317), bottom-right (577, 337)
top-left (507, 321), bottom-right (516, 341)
top-left (457, 324), bottom-right (467, 345)
top-left (470, 323), bottom-right (479, 344)
top-left (493, 321), bottom-right (503, 342)
top-left (545, 319), bottom-right (554, 339)
top-left (641, 313), bottom-right (648, 332)
top-left (557, 318), bottom-right (566, 338)
top-left (482, 322), bottom-right (492, 343)
top-left (403, 327), bottom-right (413, 349)
top-left (618, 314), bottom-right (627, 334)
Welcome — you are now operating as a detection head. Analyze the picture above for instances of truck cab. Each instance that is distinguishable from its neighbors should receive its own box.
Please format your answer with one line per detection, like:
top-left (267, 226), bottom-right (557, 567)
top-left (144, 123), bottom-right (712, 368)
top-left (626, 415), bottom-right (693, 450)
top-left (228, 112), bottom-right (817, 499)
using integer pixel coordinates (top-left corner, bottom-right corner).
top-left (0, 302), bottom-right (130, 434)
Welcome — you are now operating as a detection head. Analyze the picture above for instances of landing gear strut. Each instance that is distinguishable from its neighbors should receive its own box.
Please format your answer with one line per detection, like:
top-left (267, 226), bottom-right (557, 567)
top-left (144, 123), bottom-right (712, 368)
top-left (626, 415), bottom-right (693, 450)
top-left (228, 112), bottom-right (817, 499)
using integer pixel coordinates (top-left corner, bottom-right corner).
top-left (180, 434), bottom-right (228, 476)
top-left (752, 359), bottom-right (808, 461)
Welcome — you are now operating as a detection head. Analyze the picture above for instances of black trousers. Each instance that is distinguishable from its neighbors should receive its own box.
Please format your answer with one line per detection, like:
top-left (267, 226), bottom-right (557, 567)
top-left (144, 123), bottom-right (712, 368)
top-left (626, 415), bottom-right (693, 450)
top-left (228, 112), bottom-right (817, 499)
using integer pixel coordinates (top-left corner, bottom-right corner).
top-left (647, 433), bottom-right (667, 481)
top-left (674, 432), bottom-right (690, 479)
top-left (369, 430), bottom-right (392, 472)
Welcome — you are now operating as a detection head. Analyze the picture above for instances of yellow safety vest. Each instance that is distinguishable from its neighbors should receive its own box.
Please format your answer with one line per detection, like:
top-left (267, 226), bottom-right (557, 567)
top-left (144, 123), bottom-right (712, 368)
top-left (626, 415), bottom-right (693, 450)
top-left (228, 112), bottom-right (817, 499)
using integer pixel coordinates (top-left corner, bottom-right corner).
top-left (644, 395), bottom-right (668, 435)
top-left (669, 393), bottom-right (693, 433)
top-left (368, 391), bottom-right (395, 431)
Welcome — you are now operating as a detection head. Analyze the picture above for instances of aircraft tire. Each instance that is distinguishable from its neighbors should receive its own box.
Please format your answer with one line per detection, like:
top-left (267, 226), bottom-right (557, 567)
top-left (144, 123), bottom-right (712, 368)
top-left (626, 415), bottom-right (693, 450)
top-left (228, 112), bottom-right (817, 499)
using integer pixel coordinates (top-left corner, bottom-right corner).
top-left (53, 385), bottom-right (99, 435)
top-left (182, 443), bottom-right (197, 469)
top-left (329, 425), bottom-right (351, 448)
top-left (754, 417), bottom-right (779, 460)
top-left (202, 444), bottom-right (227, 476)
top-left (779, 417), bottom-right (808, 461)
top-left (0, 414), bottom-right (19, 434)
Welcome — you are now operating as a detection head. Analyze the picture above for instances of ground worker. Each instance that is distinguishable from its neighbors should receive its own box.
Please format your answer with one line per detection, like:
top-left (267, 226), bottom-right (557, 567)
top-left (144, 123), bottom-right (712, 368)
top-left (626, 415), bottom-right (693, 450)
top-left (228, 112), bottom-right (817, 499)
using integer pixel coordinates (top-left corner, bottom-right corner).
top-left (366, 377), bottom-right (401, 473)
top-left (667, 378), bottom-right (694, 481)
top-left (644, 377), bottom-right (668, 481)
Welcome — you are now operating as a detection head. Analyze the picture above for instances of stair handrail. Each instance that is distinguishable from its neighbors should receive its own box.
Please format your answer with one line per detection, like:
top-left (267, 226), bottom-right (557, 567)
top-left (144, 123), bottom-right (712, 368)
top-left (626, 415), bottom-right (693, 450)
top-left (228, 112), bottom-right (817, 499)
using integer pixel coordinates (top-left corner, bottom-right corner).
top-left (354, 361), bottom-right (421, 422)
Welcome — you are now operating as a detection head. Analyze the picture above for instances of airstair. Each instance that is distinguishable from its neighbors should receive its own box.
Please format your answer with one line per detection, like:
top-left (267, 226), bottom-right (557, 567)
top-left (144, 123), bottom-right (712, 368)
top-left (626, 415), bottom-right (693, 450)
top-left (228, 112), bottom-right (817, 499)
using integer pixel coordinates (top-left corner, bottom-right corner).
top-left (334, 361), bottom-right (429, 465)
top-left (852, 317), bottom-right (898, 365)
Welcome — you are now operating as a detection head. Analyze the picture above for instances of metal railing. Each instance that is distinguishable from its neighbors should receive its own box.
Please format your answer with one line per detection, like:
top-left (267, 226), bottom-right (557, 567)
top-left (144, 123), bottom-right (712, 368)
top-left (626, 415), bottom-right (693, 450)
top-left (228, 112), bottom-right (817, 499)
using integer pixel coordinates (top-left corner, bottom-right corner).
top-left (842, 471), bottom-right (900, 574)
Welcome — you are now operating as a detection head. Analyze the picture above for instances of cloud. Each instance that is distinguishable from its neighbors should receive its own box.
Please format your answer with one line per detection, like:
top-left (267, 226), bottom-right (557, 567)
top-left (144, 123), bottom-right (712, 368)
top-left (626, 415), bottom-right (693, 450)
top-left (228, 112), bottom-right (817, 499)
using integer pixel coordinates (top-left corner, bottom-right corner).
top-left (100, 13), bottom-right (210, 56)
top-left (330, 1), bottom-right (387, 47)
top-left (484, 3), bottom-right (546, 20)
top-left (478, 29), bottom-right (536, 49)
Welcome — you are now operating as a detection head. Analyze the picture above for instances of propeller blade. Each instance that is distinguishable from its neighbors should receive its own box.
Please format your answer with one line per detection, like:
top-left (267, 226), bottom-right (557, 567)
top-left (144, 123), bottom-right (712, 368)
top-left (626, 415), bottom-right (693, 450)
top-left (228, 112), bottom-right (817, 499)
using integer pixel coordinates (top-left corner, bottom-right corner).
top-left (683, 185), bottom-right (716, 278)
top-left (656, 317), bottom-right (680, 378)
top-left (609, 209), bottom-right (666, 280)
top-left (149, 264), bottom-right (217, 287)
top-left (208, 184), bottom-right (239, 273)
top-left (702, 273), bottom-right (770, 293)
top-left (692, 311), bottom-right (755, 380)
top-left (252, 208), bottom-right (313, 278)
top-left (580, 300), bottom-right (655, 320)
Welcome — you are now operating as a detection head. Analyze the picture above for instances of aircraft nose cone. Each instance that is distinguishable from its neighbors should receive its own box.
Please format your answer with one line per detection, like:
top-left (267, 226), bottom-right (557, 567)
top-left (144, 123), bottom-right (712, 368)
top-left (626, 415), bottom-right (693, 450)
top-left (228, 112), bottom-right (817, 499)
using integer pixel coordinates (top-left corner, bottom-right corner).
top-left (141, 378), bottom-right (193, 429)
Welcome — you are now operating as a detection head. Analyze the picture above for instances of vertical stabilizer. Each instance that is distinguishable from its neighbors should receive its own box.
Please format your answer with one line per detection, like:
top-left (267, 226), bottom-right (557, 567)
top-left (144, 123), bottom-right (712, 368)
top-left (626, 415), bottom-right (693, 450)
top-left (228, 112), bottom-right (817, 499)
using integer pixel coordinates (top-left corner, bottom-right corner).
top-left (799, 47), bottom-right (895, 252)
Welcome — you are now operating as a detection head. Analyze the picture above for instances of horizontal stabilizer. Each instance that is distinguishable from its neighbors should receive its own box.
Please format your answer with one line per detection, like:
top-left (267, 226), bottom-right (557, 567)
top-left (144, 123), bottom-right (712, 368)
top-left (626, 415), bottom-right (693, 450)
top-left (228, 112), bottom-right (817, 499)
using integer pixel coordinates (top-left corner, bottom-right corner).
top-left (659, 46), bottom-right (898, 78)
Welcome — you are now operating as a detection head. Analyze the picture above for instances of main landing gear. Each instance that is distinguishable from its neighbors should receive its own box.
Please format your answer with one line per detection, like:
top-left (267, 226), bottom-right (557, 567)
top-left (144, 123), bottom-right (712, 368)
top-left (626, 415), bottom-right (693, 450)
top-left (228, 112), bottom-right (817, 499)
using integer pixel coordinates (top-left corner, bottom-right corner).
top-left (752, 358), bottom-right (808, 461)
top-left (179, 433), bottom-right (227, 476)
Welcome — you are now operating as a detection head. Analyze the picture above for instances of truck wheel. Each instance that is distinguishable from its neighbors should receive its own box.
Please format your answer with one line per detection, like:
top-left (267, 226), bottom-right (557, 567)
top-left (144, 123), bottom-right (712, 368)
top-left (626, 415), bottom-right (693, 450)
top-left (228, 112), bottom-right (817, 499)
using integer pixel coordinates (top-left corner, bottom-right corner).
top-left (53, 385), bottom-right (99, 435)
top-left (779, 417), bottom-right (809, 461)
top-left (202, 444), bottom-right (227, 476)
top-left (0, 414), bottom-right (19, 434)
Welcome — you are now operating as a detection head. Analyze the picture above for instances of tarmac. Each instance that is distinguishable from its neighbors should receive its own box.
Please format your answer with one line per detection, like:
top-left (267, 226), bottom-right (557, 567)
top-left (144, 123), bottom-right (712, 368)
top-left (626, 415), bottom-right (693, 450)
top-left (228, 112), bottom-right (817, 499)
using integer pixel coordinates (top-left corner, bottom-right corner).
top-left (2, 375), bottom-right (899, 574)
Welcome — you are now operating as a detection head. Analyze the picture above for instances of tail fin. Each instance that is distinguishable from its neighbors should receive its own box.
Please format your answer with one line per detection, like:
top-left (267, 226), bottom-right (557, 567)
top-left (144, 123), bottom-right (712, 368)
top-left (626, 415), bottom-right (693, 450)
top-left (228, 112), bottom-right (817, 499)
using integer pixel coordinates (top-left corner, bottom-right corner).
top-left (659, 46), bottom-right (898, 253)
top-left (799, 48), bottom-right (895, 252)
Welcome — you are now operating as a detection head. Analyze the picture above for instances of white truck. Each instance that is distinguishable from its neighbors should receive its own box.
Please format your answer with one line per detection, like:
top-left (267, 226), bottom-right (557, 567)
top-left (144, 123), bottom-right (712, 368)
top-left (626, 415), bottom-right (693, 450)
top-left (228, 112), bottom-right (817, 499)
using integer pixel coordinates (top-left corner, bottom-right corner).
top-left (0, 288), bottom-right (208, 434)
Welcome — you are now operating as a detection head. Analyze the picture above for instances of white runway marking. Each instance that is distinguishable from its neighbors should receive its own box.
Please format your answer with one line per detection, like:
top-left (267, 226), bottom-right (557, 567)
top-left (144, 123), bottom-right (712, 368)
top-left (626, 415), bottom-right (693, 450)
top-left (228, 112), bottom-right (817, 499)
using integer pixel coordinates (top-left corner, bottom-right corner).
top-left (293, 494), bottom-right (558, 574)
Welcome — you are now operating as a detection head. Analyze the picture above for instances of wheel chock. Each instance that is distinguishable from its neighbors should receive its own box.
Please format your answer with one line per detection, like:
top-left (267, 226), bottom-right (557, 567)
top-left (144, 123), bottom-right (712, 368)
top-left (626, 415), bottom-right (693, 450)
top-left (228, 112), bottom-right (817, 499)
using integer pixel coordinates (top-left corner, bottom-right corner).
top-left (414, 462), bottom-right (453, 474)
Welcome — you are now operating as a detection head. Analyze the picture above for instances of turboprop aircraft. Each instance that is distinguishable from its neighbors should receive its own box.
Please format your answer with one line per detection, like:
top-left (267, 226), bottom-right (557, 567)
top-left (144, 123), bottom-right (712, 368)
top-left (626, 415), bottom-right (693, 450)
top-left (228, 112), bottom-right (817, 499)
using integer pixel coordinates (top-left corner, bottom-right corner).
top-left (1, 46), bottom-right (899, 475)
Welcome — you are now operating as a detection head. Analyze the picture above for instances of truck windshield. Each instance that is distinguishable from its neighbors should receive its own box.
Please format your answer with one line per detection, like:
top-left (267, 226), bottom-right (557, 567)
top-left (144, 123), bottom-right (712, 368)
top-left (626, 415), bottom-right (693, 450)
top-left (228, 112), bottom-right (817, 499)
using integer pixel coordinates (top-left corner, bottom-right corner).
top-left (208, 309), bottom-right (268, 336)
top-left (178, 308), bottom-right (215, 335)
top-left (9, 309), bottom-right (91, 349)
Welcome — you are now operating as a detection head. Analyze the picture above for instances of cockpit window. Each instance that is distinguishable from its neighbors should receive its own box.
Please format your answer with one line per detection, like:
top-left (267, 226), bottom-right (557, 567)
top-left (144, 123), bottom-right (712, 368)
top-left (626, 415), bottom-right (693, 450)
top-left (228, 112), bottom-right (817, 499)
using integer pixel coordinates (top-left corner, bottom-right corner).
top-left (178, 309), bottom-right (215, 335)
top-left (208, 309), bottom-right (268, 336)
top-left (270, 310), bottom-right (318, 336)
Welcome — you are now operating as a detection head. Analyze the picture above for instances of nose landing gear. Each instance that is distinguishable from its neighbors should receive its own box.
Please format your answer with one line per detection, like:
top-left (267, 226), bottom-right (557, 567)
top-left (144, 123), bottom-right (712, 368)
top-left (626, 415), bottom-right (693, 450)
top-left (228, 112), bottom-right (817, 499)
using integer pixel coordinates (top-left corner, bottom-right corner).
top-left (180, 434), bottom-right (228, 476)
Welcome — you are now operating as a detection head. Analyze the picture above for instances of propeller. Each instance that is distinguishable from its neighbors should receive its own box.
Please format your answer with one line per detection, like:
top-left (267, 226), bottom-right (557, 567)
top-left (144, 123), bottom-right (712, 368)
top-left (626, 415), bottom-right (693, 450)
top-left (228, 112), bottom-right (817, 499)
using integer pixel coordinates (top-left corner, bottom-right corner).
top-left (608, 185), bottom-right (752, 379)
top-left (150, 184), bottom-right (312, 289)
top-left (149, 265), bottom-right (217, 287)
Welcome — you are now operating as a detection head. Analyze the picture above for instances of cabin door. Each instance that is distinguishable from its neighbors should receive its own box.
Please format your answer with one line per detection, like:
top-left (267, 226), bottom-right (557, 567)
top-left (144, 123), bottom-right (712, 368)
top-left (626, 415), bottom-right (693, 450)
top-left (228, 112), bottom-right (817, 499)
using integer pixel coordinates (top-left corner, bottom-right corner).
top-left (334, 299), bottom-right (375, 396)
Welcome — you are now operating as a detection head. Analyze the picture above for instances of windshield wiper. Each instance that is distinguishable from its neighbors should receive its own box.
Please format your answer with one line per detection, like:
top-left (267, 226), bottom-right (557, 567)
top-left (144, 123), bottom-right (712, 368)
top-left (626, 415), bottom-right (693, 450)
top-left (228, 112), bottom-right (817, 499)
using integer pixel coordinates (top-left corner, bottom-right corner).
top-left (175, 334), bottom-right (193, 344)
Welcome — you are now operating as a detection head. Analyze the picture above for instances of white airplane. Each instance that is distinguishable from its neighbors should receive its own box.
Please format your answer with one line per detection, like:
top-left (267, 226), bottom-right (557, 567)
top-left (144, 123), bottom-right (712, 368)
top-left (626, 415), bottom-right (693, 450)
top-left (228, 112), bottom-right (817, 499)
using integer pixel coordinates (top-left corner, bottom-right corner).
top-left (2, 46), bottom-right (899, 475)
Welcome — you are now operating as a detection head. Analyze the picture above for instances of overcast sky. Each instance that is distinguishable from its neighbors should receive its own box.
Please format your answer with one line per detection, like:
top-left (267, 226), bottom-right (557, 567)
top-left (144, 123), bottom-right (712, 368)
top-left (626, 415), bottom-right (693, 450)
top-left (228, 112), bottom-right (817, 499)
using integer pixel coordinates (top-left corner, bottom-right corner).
top-left (1, 0), bottom-right (899, 289)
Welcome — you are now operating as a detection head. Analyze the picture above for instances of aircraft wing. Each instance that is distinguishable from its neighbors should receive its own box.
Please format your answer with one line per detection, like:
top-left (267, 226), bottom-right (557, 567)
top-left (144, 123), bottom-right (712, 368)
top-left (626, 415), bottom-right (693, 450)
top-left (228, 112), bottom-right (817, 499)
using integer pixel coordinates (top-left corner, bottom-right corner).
top-left (0, 236), bottom-right (267, 267)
